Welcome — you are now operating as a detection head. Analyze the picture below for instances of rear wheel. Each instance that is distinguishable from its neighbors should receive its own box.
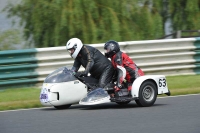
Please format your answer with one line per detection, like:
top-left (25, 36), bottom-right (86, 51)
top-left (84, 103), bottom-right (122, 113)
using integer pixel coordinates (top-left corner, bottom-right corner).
top-left (135, 80), bottom-right (157, 107)
top-left (54, 104), bottom-right (72, 109)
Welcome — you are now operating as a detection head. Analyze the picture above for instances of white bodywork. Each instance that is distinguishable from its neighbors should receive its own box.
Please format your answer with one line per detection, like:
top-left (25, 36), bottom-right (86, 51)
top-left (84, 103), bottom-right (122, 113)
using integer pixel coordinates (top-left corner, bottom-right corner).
top-left (40, 75), bottom-right (169, 106)
top-left (40, 80), bottom-right (87, 106)
top-left (131, 75), bottom-right (169, 98)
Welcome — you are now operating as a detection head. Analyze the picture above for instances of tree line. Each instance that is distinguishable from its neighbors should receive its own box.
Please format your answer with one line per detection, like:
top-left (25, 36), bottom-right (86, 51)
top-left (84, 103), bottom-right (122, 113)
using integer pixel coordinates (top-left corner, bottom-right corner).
top-left (2, 0), bottom-right (200, 48)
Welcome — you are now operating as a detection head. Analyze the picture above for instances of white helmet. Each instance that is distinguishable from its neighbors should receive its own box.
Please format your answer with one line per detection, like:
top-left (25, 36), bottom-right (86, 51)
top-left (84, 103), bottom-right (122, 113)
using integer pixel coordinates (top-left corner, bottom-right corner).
top-left (66, 38), bottom-right (83, 59)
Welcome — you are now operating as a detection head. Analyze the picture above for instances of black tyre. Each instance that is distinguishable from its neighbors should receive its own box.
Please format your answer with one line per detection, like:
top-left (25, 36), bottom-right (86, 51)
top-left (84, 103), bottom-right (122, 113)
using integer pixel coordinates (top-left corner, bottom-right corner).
top-left (135, 80), bottom-right (157, 107)
top-left (116, 101), bottom-right (131, 105)
top-left (54, 104), bottom-right (72, 109)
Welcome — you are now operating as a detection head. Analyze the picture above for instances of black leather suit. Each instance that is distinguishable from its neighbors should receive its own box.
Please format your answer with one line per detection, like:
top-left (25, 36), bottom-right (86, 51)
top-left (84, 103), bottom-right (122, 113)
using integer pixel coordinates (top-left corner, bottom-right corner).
top-left (73, 45), bottom-right (114, 88)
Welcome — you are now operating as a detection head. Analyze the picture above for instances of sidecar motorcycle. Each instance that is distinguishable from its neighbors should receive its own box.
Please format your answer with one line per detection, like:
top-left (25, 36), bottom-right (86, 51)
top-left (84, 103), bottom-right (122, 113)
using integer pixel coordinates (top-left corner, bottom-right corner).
top-left (40, 66), bottom-right (170, 109)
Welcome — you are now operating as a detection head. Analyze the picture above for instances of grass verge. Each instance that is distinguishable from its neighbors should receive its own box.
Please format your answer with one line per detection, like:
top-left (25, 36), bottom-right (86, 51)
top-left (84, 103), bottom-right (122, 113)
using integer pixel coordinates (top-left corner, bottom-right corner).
top-left (165, 74), bottom-right (200, 95)
top-left (0, 74), bottom-right (200, 111)
top-left (0, 88), bottom-right (42, 111)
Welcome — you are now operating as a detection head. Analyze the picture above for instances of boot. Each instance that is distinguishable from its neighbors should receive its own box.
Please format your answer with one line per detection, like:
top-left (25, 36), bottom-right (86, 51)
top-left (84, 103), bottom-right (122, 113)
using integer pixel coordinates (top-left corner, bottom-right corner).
top-left (110, 88), bottom-right (133, 102)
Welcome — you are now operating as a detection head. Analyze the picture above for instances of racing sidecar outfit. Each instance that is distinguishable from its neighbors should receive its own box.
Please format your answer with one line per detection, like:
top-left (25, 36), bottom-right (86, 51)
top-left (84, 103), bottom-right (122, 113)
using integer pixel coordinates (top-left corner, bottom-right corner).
top-left (73, 45), bottom-right (114, 88)
top-left (111, 51), bottom-right (144, 91)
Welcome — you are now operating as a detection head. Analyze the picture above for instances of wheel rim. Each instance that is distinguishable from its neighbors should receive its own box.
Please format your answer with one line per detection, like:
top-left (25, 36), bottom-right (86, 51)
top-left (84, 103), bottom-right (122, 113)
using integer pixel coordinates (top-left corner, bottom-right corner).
top-left (142, 85), bottom-right (155, 101)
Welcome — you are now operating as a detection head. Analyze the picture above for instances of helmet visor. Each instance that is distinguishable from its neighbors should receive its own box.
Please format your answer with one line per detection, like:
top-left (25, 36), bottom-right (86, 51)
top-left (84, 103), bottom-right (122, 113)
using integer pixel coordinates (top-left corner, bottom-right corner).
top-left (104, 46), bottom-right (113, 58)
top-left (67, 48), bottom-right (75, 55)
top-left (104, 49), bottom-right (110, 54)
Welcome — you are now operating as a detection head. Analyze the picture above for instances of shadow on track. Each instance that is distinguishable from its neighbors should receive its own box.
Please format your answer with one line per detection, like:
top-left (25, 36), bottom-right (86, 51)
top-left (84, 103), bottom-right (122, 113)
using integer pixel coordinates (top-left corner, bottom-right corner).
top-left (40, 102), bottom-right (167, 111)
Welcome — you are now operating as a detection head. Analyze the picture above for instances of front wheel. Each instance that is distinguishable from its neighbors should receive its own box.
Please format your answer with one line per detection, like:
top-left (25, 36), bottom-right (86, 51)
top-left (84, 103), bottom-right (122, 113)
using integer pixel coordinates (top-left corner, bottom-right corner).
top-left (54, 104), bottom-right (72, 109)
top-left (135, 80), bottom-right (157, 107)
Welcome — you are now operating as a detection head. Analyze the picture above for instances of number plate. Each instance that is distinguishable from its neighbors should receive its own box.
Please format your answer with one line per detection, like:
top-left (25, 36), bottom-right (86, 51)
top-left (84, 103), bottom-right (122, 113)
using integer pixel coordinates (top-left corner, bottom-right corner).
top-left (40, 88), bottom-right (49, 103)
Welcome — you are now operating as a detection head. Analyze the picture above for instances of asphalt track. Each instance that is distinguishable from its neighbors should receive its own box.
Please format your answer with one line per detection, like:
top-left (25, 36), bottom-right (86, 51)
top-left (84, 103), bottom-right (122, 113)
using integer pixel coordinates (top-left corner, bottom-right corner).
top-left (1, 94), bottom-right (200, 133)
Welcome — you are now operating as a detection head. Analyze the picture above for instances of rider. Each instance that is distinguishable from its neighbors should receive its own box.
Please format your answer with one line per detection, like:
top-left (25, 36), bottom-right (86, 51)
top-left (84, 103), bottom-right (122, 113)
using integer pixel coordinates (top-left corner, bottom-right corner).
top-left (104, 40), bottom-right (144, 98)
top-left (66, 38), bottom-right (114, 88)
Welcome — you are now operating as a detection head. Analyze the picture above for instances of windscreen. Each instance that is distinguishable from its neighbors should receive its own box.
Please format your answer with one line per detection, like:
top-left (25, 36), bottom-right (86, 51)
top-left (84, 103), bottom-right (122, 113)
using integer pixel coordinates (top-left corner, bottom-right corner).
top-left (44, 66), bottom-right (77, 83)
top-left (80, 88), bottom-right (109, 103)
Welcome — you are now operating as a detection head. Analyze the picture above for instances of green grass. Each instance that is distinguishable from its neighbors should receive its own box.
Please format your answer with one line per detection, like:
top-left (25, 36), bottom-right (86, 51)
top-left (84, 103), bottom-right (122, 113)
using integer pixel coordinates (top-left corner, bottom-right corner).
top-left (0, 74), bottom-right (200, 111)
top-left (0, 88), bottom-right (42, 111)
top-left (166, 74), bottom-right (200, 96)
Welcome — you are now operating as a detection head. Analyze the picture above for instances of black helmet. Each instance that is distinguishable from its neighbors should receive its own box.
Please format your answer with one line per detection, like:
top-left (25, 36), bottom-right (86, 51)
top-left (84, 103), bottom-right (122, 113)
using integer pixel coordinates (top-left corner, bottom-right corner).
top-left (104, 40), bottom-right (120, 58)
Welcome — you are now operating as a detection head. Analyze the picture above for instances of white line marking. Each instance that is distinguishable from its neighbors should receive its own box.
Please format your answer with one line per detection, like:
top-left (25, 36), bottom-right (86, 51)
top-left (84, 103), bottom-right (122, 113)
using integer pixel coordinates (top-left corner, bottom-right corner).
top-left (0, 94), bottom-right (200, 113)
top-left (158, 93), bottom-right (200, 98)
top-left (0, 107), bottom-right (52, 113)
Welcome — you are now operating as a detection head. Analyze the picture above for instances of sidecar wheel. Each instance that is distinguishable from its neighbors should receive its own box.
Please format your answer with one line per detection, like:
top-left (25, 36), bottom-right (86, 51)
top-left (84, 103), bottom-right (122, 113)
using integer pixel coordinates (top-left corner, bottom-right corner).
top-left (135, 80), bottom-right (157, 107)
top-left (54, 104), bottom-right (72, 109)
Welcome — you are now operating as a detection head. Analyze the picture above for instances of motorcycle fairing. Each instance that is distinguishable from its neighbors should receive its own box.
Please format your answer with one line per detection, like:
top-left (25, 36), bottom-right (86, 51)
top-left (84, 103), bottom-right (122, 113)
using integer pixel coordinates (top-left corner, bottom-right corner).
top-left (40, 66), bottom-right (87, 106)
top-left (44, 66), bottom-right (76, 83)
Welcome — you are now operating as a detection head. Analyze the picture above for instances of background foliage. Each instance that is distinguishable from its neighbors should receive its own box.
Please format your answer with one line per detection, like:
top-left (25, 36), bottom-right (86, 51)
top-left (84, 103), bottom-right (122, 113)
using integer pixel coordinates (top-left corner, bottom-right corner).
top-left (2, 0), bottom-right (200, 49)
top-left (0, 29), bottom-right (23, 50)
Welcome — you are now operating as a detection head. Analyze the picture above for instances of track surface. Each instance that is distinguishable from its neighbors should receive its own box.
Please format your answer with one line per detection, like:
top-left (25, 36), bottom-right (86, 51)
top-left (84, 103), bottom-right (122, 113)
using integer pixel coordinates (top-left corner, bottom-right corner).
top-left (1, 94), bottom-right (200, 133)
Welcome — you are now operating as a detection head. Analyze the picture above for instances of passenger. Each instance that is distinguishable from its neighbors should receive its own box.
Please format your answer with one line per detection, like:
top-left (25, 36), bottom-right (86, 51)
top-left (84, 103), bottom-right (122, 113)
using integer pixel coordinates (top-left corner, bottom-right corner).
top-left (104, 40), bottom-right (144, 98)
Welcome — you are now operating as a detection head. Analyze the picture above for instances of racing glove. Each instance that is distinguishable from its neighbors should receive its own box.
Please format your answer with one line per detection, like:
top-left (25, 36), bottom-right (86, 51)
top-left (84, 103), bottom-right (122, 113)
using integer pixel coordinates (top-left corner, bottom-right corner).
top-left (114, 85), bottom-right (124, 97)
top-left (68, 69), bottom-right (76, 75)
top-left (63, 68), bottom-right (76, 75)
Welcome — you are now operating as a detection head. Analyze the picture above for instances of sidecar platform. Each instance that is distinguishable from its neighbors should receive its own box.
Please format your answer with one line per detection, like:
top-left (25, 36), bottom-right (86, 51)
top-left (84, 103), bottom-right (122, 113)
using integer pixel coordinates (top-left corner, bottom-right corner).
top-left (79, 88), bottom-right (111, 105)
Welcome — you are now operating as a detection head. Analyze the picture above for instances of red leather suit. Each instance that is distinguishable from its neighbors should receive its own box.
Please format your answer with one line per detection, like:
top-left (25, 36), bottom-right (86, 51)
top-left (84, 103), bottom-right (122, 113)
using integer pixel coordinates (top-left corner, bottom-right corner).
top-left (111, 51), bottom-right (144, 91)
